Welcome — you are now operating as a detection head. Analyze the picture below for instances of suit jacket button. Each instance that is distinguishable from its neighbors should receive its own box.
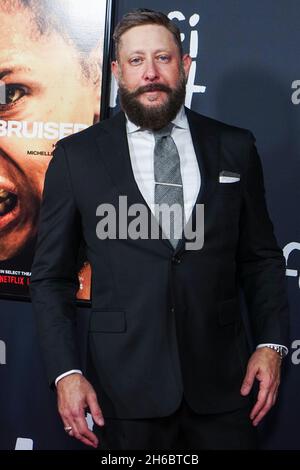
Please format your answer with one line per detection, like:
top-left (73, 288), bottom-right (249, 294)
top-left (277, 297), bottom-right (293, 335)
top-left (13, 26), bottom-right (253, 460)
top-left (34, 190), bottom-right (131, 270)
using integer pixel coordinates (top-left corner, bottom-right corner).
top-left (172, 256), bottom-right (181, 265)
top-left (171, 307), bottom-right (175, 313)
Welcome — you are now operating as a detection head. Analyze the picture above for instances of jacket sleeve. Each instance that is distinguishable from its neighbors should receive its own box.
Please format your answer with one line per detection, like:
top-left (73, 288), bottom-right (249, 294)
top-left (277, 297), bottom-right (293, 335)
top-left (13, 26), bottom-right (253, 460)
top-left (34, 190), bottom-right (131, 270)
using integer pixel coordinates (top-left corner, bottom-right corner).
top-left (237, 132), bottom-right (289, 346)
top-left (30, 143), bottom-right (83, 386)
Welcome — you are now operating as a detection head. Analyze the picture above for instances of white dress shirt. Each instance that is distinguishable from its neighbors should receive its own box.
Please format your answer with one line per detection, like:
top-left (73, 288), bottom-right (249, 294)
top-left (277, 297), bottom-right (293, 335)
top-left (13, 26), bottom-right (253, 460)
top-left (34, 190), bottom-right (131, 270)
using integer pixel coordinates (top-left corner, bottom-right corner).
top-left (126, 105), bottom-right (201, 223)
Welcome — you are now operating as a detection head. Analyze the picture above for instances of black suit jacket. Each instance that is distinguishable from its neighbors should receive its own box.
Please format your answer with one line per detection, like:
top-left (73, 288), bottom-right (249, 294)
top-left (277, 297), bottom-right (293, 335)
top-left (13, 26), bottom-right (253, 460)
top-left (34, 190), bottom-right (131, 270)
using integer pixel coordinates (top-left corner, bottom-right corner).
top-left (30, 109), bottom-right (289, 419)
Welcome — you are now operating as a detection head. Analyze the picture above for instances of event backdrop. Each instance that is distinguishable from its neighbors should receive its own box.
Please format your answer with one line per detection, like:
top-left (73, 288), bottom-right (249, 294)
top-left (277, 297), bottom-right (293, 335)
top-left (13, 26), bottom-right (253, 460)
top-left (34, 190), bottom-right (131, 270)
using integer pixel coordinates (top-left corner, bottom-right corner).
top-left (0, 0), bottom-right (299, 450)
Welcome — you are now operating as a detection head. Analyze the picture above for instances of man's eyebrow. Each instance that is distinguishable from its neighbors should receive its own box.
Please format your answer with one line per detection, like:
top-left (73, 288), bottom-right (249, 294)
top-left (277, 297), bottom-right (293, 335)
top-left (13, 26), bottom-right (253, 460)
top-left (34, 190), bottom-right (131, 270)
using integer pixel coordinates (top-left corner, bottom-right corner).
top-left (128, 49), bottom-right (171, 56)
top-left (127, 50), bottom-right (145, 56)
top-left (0, 66), bottom-right (32, 80)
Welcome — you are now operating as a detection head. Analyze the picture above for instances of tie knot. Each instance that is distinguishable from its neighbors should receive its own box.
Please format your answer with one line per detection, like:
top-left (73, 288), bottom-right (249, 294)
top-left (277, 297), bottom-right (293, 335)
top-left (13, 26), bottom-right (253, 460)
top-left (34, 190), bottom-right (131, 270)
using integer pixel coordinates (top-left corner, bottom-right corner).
top-left (153, 123), bottom-right (174, 141)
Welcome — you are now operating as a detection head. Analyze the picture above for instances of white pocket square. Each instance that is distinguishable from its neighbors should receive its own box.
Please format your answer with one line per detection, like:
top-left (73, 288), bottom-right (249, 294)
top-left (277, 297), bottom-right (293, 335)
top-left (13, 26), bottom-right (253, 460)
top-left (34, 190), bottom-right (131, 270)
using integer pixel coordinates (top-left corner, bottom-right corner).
top-left (219, 171), bottom-right (240, 183)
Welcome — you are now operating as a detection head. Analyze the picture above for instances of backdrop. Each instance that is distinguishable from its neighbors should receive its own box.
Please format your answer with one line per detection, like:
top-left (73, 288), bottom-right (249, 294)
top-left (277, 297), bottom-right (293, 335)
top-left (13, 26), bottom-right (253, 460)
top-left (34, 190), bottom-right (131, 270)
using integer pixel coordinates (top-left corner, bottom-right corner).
top-left (0, 0), bottom-right (299, 450)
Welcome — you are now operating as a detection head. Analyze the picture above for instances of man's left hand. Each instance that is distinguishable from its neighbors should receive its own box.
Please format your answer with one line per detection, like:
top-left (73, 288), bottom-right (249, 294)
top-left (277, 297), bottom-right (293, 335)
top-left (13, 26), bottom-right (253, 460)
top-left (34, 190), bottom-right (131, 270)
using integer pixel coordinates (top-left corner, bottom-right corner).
top-left (240, 347), bottom-right (282, 426)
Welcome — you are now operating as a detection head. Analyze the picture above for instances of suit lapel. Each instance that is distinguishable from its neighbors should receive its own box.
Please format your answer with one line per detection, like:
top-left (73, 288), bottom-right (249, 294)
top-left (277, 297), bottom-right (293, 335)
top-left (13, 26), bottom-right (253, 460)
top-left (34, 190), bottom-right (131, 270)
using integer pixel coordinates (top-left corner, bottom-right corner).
top-left (175, 108), bottom-right (220, 254)
top-left (95, 112), bottom-right (145, 209)
top-left (186, 107), bottom-right (220, 205)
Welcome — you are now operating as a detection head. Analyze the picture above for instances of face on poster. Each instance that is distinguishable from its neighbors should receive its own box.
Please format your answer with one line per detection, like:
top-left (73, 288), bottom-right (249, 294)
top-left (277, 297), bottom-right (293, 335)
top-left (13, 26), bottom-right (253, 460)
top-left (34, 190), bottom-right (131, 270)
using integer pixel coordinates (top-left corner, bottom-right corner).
top-left (0, 0), bottom-right (109, 300)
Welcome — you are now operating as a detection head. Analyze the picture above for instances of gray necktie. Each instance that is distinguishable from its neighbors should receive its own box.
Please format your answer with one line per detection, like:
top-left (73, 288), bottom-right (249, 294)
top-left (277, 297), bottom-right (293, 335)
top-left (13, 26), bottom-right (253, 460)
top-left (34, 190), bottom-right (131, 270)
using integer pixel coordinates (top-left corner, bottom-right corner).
top-left (154, 123), bottom-right (184, 249)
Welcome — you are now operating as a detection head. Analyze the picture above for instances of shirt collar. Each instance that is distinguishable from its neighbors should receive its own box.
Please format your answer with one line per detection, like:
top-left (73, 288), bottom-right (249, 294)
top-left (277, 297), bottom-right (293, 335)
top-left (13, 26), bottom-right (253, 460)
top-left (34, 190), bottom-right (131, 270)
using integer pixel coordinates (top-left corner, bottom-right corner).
top-left (126, 105), bottom-right (188, 134)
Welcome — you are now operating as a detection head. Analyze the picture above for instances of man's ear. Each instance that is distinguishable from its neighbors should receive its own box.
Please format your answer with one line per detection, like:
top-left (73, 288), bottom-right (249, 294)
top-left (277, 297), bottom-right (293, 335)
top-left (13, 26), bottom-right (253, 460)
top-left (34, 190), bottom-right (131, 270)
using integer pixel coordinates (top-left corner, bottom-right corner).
top-left (111, 60), bottom-right (119, 82)
top-left (93, 79), bottom-right (101, 123)
top-left (182, 54), bottom-right (192, 80)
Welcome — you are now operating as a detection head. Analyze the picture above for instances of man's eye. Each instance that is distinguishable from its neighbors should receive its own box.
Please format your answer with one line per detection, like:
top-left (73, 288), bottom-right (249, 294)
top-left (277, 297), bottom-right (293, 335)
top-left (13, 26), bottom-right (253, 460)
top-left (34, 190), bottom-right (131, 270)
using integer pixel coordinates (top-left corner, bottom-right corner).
top-left (130, 57), bottom-right (142, 65)
top-left (4, 84), bottom-right (27, 105)
top-left (157, 55), bottom-right (169, 62)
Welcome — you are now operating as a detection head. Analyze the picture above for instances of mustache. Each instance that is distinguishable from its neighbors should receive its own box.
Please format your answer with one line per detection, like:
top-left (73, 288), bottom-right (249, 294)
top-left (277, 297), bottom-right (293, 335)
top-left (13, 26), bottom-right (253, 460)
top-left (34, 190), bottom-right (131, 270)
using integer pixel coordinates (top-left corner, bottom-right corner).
top-left (130, 83), bottom-right (172, 98)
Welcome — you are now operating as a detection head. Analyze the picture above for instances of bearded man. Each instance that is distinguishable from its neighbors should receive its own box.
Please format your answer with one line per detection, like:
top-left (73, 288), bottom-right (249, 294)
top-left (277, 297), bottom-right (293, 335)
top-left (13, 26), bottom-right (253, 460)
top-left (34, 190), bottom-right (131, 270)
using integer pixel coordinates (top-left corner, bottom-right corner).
top-left (30, 9), bottom-right (289, 450)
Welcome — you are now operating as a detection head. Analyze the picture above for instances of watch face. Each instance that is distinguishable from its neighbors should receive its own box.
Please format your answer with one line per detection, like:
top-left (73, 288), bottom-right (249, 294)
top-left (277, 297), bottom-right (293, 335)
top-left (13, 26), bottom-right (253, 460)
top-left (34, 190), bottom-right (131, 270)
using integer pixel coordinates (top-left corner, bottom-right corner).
top-left (276, 346), bottom-right (285, 358)
top-left (279, 348), bottom-right (285, 358)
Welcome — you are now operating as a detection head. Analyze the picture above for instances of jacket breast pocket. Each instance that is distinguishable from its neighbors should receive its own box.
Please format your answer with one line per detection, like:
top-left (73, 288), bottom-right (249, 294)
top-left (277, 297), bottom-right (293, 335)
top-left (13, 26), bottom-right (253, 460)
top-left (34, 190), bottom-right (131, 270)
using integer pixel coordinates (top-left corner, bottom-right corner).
top-left (217, 181), bottom-right (241, 198)
top-left (89, 310), bottom-right (126, 333)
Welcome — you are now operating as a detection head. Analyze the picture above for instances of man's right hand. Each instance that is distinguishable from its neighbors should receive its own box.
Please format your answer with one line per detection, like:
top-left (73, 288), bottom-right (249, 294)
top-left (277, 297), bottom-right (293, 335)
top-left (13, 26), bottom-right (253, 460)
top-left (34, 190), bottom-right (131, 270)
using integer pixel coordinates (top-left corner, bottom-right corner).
top-left (57, 373), bottom-right (105, 448)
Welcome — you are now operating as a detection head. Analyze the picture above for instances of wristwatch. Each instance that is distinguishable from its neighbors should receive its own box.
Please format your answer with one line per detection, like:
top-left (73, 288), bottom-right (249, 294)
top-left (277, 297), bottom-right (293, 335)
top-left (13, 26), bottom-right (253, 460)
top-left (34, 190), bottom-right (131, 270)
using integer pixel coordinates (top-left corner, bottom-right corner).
top-left (264, 344), bottom-right (287, 359)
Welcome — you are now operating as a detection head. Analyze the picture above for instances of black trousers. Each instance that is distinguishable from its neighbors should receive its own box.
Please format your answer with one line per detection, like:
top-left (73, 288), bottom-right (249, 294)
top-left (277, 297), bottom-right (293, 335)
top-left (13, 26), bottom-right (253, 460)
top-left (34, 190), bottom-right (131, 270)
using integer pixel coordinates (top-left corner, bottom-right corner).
top-left (94, 397), bottom-right (258, 450)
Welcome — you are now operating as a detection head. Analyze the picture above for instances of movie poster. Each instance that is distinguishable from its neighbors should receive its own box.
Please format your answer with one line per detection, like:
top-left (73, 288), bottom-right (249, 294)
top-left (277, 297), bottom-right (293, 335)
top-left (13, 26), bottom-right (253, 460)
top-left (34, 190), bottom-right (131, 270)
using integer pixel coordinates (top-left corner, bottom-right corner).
top-left (0, 0), bottom-right (112, 302)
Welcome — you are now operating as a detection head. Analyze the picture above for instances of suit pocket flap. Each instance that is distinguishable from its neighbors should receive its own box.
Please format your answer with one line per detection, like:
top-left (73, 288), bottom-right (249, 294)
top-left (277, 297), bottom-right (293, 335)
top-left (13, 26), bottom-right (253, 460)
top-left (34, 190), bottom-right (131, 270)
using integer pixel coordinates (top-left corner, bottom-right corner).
top-left (217, 181), bottom-right (241, 197)
top-left (218, 298), bottom-right (239, 325)
top-left (89, 311), bottom-right (126, 333)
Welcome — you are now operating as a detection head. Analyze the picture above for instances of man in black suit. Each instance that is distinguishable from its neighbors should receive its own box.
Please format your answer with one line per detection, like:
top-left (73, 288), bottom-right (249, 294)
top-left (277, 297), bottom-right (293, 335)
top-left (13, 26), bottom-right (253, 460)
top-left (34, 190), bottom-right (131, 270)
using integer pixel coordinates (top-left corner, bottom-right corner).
top-left (30, 9), bottom-right (289, 450)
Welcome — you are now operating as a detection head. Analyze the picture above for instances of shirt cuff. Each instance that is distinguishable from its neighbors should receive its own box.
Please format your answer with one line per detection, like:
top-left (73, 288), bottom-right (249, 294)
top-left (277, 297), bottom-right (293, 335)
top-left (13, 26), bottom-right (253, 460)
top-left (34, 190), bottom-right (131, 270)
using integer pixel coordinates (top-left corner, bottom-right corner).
top-left (55, 369), bottom-right (83, 387)
top-left (256, 343), bottom-right (289, 357)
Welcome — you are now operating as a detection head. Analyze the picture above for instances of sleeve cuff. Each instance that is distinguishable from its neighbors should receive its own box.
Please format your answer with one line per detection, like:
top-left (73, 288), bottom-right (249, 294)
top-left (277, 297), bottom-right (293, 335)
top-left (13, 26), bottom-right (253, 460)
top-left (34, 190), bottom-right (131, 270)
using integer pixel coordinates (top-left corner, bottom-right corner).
top-left (256, 343), bottom-right (289, 357)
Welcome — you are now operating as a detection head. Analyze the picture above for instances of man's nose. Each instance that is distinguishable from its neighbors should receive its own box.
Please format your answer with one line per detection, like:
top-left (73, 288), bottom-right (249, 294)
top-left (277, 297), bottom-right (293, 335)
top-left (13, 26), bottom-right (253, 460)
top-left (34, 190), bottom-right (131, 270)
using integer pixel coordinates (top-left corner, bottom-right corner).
top-left (143, 59), bottom-right (159, 81)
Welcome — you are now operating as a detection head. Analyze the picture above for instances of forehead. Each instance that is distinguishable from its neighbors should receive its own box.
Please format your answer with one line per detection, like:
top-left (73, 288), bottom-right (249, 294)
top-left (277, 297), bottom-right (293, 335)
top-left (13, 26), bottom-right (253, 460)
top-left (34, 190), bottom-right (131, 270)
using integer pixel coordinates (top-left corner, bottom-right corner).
top-left (0, 9), bottom-right (47, 56)
top-left (119, 24), bottom-right (177, 54)
top-left (0, 9), bottom-right (79, 73)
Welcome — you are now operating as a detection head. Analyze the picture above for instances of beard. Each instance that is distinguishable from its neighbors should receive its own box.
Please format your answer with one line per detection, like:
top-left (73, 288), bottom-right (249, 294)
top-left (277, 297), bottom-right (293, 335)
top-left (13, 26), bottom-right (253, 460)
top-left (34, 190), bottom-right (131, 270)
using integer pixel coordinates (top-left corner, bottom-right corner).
top-left (118, 67), bottom-right (186, 130)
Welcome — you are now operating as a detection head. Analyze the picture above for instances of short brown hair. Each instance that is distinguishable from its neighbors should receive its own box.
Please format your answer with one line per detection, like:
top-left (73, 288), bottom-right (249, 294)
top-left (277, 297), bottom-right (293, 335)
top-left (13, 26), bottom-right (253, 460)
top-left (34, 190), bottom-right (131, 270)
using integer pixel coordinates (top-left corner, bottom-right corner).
top-left (113, 8), bottom-right (183, 60)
